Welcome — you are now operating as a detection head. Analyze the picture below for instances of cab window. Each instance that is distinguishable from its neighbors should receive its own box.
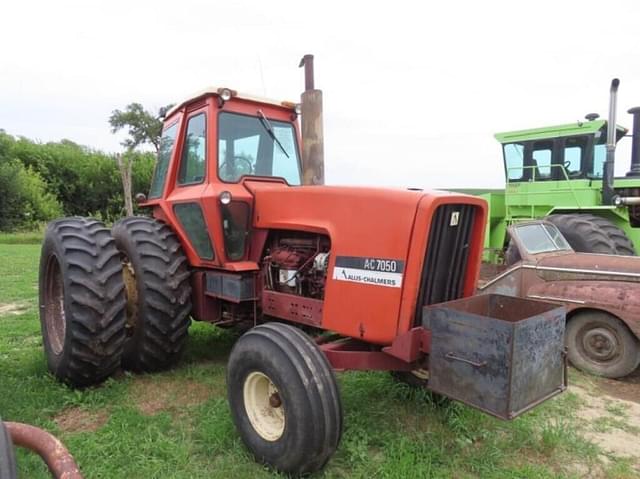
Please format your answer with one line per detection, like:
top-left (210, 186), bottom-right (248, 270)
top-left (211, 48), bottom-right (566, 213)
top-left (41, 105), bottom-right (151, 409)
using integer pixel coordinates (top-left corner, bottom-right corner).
top-left (563, 136), bottom-right (588, 178)
top-left (149, 122), bottom-right (178, 198)
top-left (531, 141), bottom-right (552, 179)
top-left (178, 113), bottom-right (207, 185)
top-left (218, 112), bottom-right (301, 184)
top-left (504, 143), bottom-right (524, 181)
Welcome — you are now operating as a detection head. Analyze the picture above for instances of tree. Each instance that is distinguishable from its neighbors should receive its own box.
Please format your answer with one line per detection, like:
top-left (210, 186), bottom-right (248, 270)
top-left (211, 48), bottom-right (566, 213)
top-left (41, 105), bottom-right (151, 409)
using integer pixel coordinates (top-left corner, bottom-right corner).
top-left (109, 103), bottom-right (172, 216)
top-left (109, 103), bottom-right (166, 153)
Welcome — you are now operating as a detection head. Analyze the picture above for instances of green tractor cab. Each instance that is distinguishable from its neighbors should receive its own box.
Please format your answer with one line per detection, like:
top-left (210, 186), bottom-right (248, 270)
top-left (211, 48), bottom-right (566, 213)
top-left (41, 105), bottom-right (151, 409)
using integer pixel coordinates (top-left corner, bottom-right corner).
top-left (470, 80), bottom-right (640, 263)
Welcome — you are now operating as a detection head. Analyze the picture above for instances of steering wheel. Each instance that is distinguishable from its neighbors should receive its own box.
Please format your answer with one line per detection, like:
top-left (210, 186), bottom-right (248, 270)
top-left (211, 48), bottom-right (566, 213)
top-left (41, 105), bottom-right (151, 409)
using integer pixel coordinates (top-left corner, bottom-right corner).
top-left (219, 156), bottom-right (254, 180)
top-left (563, 160), bottom-right (582, 178)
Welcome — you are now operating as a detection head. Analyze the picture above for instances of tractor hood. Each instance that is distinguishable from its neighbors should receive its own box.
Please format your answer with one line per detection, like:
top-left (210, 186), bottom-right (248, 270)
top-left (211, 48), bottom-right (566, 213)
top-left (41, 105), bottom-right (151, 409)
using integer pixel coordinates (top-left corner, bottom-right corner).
top-left (536, 252), bottom-right (640, 283)
top-left (243, 181), bottom-right (487, 345)
top-left (244, 182), bottom-right (474, 254)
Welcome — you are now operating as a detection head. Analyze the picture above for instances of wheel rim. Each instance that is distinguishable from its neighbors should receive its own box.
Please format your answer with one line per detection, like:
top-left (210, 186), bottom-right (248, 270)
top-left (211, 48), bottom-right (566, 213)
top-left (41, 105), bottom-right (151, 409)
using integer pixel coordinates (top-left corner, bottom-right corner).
top-left (243, 371), bottom-right (285, 441)
top-left (121, 255), bottom-right (138, 337)
top-left (44, 255), bottom-right (65, 355)
top-left (580, 325), bottom-right (621, 363)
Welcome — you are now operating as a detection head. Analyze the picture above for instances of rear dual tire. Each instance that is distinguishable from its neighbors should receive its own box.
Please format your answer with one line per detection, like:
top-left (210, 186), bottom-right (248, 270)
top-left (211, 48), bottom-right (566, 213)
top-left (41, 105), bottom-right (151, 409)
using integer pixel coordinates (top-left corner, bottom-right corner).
top-left (39, 216), bottom-right (192, 387)
top-left (39, 218), bottom-right (127, 387)
top-left (227, 323), bottom-right (342, 475)
top-left (112, 217), bottom-right (192, 372)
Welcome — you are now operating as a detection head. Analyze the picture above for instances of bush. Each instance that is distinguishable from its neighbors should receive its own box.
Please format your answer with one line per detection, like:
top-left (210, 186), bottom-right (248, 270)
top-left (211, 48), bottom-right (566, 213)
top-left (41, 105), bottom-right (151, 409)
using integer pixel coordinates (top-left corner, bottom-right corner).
top-left (0, 131), bottom-right (158, 230)
top-left (0, 159), bottom-right (62, 231)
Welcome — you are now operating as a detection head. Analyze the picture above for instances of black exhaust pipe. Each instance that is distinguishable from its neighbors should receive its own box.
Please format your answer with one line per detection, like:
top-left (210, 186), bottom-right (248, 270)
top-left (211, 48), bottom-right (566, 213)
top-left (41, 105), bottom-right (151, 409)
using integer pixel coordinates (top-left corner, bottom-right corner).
top-left (603, 78), bottom-right (620, 205)
top-left (626, 106), bottom-right (640, 177)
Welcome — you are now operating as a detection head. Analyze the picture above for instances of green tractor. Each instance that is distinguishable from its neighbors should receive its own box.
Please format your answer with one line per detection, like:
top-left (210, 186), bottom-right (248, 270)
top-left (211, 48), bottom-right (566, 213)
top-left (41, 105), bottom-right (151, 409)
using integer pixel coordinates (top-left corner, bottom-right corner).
top-left (469, 79), bottom-right (640, 263)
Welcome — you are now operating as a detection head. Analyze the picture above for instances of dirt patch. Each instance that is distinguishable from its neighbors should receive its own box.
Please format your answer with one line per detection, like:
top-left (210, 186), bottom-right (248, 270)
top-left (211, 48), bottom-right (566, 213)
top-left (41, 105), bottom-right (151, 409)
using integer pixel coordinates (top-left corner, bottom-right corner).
top-left (572, 384), bottom-right (640, 468)
top-left (54, 407), bottom-right (109, 433)
top-left (0, 303), bottom-right (28, 316)
top-left (129, 376), bottom-right (214, 416)
top-left (593, 369), bottom-right (640, 404)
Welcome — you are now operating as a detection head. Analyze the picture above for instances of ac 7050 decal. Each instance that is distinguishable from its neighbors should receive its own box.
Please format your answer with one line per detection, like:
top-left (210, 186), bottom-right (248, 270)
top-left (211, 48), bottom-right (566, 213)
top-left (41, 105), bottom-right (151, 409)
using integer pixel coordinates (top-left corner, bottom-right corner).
top-left (332, 256), bottom-right (404, 288)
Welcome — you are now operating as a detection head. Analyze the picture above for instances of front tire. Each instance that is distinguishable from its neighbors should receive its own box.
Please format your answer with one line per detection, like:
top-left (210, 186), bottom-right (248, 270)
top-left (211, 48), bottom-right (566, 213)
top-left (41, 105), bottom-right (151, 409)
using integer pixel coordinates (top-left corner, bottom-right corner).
top-left (39, 218), bottom-right (126, 387)
top-left (111, 217), bottom-right (192, 372)
top-left (227, 323), bottom-right (342, 475)
top-left (566, 311), bottom-right (640, 378)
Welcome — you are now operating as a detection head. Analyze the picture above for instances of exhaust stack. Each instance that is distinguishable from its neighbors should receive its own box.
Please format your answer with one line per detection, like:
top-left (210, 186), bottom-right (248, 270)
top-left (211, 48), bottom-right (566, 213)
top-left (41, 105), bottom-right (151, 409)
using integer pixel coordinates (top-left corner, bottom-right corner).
top-left (603, 78), bottom-right (620, 204)
top-left (626, 107), bottom-right (640, 177)
top-left (299, 54), bottom-right (324, 185)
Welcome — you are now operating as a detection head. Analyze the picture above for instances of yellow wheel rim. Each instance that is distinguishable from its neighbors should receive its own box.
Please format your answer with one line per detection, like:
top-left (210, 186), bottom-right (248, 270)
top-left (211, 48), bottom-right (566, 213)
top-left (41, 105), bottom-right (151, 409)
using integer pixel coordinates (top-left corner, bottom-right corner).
top-left (243, 371), bottom-right (285, 441)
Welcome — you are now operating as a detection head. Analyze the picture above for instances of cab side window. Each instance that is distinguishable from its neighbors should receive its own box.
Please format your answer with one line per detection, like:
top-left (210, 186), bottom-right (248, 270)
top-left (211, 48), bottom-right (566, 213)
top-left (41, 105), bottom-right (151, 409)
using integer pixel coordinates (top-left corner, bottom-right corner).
top-left (504, 143), bottom-right (525, 181)
top-left (149, 122), bottom-right (179, 198)
top-left (178, 113), bottom-right (207, 185)
top-left (563, 136), bottom-right (588, 178)
top-left (531, 141), bottom-right (552, 179)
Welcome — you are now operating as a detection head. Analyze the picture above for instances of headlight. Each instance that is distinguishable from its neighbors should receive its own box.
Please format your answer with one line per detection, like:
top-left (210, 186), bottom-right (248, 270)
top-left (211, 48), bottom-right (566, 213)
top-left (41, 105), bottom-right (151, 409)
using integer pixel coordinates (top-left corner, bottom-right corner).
top-left (219, 88), bottom-right (232, 101)
top-left (220, 191), bottom-right (232, 205)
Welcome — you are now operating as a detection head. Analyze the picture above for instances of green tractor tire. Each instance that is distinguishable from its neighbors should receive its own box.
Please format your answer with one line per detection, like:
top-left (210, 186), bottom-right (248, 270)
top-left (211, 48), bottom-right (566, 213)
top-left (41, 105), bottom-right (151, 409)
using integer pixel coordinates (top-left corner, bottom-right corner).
top-left (578, 214), bottom-right (636, 256)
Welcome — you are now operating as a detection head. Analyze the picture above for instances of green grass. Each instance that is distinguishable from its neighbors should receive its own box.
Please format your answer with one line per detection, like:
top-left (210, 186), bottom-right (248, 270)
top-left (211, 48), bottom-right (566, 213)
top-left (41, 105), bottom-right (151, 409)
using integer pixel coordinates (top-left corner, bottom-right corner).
top-left (0, 229), bottom-right (44, 245)
top-left (0, 241), bottom-right (636, 478)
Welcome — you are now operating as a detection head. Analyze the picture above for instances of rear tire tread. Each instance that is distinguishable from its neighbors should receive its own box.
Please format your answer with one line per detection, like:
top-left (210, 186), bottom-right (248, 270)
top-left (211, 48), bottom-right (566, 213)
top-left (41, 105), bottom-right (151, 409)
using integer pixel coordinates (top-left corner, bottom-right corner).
top-left (39, 217), bottom-right (126, 387)
top-left (579, 214), bottom-right (636, 255)
top-left (112, 216), bottom-right (192, 372)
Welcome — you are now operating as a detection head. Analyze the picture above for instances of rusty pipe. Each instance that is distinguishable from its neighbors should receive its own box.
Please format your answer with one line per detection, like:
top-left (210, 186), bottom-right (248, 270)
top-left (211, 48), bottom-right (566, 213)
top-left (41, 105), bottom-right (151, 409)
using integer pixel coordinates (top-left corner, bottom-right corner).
top-left (5, 422), bottom-right (82, 479)
top-left (299, 54), bottom-right (315, 91)
top-left (298, 54), bottom-right (325, 185)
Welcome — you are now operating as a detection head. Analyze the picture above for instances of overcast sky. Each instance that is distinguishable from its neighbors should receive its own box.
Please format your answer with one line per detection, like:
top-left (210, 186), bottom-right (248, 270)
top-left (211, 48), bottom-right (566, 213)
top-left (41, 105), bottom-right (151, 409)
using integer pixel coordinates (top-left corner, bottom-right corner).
top-left (2, 0), bottom-right (640, 189)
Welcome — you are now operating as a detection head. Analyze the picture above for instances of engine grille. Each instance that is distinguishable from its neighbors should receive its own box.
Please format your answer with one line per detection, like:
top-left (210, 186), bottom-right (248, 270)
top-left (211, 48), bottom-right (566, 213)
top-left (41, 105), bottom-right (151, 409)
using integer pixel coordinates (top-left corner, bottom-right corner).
top-left (416, 204), bottom-right (476, 322)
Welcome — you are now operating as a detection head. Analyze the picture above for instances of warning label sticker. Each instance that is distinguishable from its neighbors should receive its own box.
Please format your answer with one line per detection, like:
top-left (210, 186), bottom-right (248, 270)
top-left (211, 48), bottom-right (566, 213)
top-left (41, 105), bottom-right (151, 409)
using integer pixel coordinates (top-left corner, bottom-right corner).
top-left (332, 256), bottom-right (404, 288)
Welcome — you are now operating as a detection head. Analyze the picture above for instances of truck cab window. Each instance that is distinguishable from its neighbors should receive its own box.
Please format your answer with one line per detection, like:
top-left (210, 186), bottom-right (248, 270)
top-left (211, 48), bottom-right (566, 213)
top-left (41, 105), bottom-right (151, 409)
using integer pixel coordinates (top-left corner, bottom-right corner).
top-left (178, 113), bottom-right (207, 185)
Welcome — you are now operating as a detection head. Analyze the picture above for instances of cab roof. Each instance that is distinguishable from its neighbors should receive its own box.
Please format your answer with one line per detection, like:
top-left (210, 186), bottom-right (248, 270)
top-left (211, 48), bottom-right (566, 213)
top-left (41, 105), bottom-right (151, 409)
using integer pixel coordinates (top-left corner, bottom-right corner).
top-left (494, 120), bottom-right (628, 144)
top-left (165, 87), bottom-right (296, 118)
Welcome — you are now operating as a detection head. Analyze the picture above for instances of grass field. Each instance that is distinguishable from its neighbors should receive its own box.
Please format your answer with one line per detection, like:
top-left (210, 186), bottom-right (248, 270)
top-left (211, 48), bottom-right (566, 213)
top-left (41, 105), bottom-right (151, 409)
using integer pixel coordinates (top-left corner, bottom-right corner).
top-left (0, 235), bottom-right (638, 478)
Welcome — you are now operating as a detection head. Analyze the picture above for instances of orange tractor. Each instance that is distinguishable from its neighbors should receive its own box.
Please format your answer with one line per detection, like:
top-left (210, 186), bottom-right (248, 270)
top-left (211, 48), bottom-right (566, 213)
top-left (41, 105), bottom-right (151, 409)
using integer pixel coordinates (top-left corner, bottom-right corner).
top-left (38, 56), bottom-right (567, 474)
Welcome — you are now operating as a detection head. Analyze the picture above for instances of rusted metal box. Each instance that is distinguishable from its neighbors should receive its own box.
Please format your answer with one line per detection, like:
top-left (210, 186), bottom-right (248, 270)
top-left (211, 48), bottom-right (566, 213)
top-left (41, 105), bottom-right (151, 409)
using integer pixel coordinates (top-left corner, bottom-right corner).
top-left (424, 294), bottom-right (566, 420)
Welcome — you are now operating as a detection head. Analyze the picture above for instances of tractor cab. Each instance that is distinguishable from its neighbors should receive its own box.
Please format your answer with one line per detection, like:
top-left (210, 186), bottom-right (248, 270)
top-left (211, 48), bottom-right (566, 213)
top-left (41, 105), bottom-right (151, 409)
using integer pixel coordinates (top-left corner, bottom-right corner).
top-left (495, 119), bottom-right (627, 183)
top-left (143, 88), bottom-right (304, 268)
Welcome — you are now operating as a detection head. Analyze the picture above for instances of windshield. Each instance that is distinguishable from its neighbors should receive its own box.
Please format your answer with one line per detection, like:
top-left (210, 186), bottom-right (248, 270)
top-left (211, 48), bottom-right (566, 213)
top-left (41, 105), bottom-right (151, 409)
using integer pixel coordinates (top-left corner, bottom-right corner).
top-left (514, 223), bottom-right (572, 254)
top-left (218, 112), bottom-right (301, 184)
